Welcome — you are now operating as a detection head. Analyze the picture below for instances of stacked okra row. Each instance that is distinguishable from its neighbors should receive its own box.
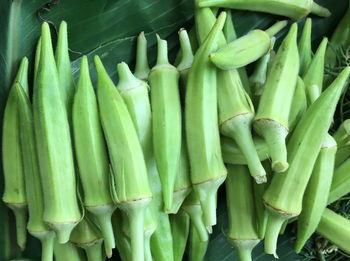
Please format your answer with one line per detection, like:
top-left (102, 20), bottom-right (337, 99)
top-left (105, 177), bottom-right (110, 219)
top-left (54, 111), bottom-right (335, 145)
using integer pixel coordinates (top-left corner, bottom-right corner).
top-left (2, 0), bottom-right (350, 260)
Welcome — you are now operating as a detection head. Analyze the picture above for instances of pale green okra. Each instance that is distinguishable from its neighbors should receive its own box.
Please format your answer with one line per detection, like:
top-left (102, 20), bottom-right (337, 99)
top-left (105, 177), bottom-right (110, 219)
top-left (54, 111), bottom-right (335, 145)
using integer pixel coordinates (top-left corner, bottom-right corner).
top-left (327, 157), bottom-right (350, 204)
top-left (177, 28), bottom-right (194, 87)
top-left (2, 57), bottom-right (29, 250)
top-left (170, 210), bottom-right (190, 261)
top-left (189, 225), bottom-right (209, 261)
top-left (288, 77), bottom-right (307, 130)
top-left (298, 18), bottom-right (312, 76)
top-left (34, 22), bottom-right (81, 243)
top-left (134, 32), bottom-right (151, 81)
top-left (72, 56), bottom-right (116, 257)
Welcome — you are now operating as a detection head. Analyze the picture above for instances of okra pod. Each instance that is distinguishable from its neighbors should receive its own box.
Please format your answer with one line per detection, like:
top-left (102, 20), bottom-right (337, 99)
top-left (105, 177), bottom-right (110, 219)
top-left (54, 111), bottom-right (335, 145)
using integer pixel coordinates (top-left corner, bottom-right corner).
top-left (149, 36), bottom-right (182, 212)
top-left (298, 18), bottom-right (312, 76)
top-left (295, 135), bottom-right (337, 253)
top-left (134, 32), bottom-right (150, 81)
top-left (198, 0), bottom-right (331, 20)
top-left (210, 21), bottom-right (287, 70)
top-left (221, 136), bottom-right (270, 165)
top-left (72, 56), bottom-right (116, 257)
top-left (288, 77), bottom-right (307, 131)
top-left (2, 57), bottom-right (29, 250)
top-left (95, 55), bottom-right (152, 261)
top-left (226, 165), bottom-right (260, 261)
top-left (186, 12), bottom-right (227, 229)
top-left (253, 23), bottom-right (299, 173)
top-left (328, 157), bottom-right (350, 204)
top-left (55, 21), bottom-right (75, 111)
top-left (170, 210), bottom-right (190, 261)
top-left (263, 67), bottom-right (350, 257)
top-left (316, 208), bottom-right (350, 255)
top-left (34, 22), bottom-right (81, 243)
top-left (189, 225), bottom-right (209, 261)
top-left (16, 83), bottom-right (55, 261)
top-left (70, 216), bottom-right (104, 261)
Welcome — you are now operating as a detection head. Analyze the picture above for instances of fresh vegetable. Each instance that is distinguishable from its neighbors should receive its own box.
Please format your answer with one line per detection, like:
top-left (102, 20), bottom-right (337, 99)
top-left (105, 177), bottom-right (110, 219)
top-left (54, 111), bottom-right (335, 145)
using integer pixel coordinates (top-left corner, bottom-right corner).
top-left (134, 32), bottom-right (151, 81)
top-left (189, 225), bottom-right (209, 261)
top-left (288, 77), bottom-right (307, 130)
top-left (327, 157), bottom-right (350, 204)
top-left (170, 210), bottom-right (190, 261)
top-left (298, 18), bottom-right (312, 76)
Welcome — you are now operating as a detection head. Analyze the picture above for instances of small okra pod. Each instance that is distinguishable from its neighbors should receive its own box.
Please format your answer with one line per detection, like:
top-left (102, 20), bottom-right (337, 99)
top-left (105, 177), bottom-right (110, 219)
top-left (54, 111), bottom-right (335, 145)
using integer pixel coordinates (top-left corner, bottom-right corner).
top-left (226, 165), bottom-right (260, 261)
top-left (95, 55), bottom-right (152, 261)
top-left (222, 9), bottom-right (251, 95)
top-left (327, 157), bottom-right (350, 204)
top-left (2, 57), bottom-right (29, 250)
top-left (186, 12), bottom-right (228, 230)
top-left (149, 35), bottom-right (182, 212)
top-left (182, 191), bottom-right (209, 242)
top-left (55, 21), bottom-right (75, 111)
top-left (170, 210), bottom-right (190, 261)
top-left (189, 225), bottom-right (209, 261)
top-left (303, 37), bottom-right (328, 104)
top-left (253, 23), bottom-right (299, 173)
top-left (70, 216), bottom-right (104, 261)
top-left (134, 32), bottom-right (150, 81)
top-left (16, 83), bottom-right (55, 261)
top-left (288, 77), bottom-right (307, 130)
top-left (316, 208), bottom-right (350, 255)
top-left (72, 56), bottom-right (116, 257)
top-left (221, 136), bottom-right (270, 165)
top-left (34, 22), bottom-right (81, 243)
top-left (54, 241), bottom-right (86, 261)
top-left (253, 161), bottom-right (272, 239)
top-left (295, 135), bottom-right (337, 253)
top-left (198, 0), bottom-right (331, 19)
top-left (298, 18), bottom-right (312, 76)
top-left (333, 119), bottom-right (350, 147)
top-left (263, 67), bottom-right (350, 257)
top-left (210, 21), bottom-right (287, 70)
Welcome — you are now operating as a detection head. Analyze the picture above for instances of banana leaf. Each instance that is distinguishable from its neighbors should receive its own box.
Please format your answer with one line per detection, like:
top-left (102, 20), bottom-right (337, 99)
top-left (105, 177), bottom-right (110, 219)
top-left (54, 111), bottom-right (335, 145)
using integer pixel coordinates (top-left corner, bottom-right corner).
top-left (0, 0), bottom-right (349, 260)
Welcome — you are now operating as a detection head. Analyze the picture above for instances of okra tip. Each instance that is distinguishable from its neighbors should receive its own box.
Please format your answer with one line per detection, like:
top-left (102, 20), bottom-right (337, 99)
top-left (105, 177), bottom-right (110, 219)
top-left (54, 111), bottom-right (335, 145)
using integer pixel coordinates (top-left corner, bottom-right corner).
top-left (311, 2), bottom-right (331, 17)
top-left (155, 35), bottom-right (170, 66)
top-left (265, 20), bottom-right (288, 37)
top-left (117, 62), bottom-right (142, 90)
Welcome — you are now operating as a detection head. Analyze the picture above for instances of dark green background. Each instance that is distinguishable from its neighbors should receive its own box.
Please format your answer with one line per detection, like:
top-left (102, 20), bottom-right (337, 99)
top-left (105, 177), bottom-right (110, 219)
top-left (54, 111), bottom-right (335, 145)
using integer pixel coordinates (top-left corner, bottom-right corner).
top-left (0, 0), bottom-right (348, 260)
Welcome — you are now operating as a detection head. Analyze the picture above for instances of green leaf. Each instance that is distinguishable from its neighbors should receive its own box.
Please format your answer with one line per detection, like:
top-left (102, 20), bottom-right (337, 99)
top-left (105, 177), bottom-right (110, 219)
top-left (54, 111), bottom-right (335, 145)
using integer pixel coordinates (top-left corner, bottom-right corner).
top-left (0, 0), bottom-right (349, 260)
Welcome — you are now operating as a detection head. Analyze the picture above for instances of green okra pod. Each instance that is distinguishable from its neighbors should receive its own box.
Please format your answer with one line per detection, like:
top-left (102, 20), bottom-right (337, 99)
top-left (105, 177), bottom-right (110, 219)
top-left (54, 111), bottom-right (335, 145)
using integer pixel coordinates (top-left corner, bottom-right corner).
top-left (210, 20), bottom-right (287, 70)
top-left (221, 136), bottom-right (270, 165)
top-left (170, 210), bottom-right (190, 261)
top-left (189, 225), bottom-right (209, 261)
top-left (70, 216), bottom-right (104, 261)
top-left (186, 12), bottom-right (227, 230)
top-left (134, 32), bottom-right (150, 81)
top-left (316, 208), bottom-right (350, 255)
top-left (72, 56), bottom-right (116, 257)
top-left (149, 36), bottom-right (182, 212)
top-left (34, 22), bottom-right (81, 243)
top-left (55, 21), bottom-right (75, 111)
top-left (327, 157), bottom-right (350, 204)
top-left (198, 0), bottom-right (331, 19)
top-left (54, 241), bottom-right (86, 261)
top-left (34, 38), bottom-right (41, 83)
top-left (16, 83), bottom-right (55, 261)
top-left (2, 57), bottom-right (29, 250)
top-left (295, 135), bottom-right (337, 253)
top-left (298, 18), bottom-right (312, 76)
top-left (263, 67), bottom-right (350, 257)
top-left (95, 55), bottom-right (152, 261)
top-left (288, 77), bottom-right (307, 131)
top-left (253, 23), bottom-right (299, 173)
top-left (226, 165), bottom-right (260, 261)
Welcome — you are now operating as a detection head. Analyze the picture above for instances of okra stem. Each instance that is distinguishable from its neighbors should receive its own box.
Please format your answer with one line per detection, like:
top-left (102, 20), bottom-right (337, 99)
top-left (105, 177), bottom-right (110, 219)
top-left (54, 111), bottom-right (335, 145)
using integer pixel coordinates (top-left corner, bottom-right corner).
top-left (265, 20), bottom-right (288, 37)
top-left (232, 240), bottom-right (260, 261)
top-left (134, 32), bottom-right (150, 81)
top-left (311, 2), bottom-right (331, 17)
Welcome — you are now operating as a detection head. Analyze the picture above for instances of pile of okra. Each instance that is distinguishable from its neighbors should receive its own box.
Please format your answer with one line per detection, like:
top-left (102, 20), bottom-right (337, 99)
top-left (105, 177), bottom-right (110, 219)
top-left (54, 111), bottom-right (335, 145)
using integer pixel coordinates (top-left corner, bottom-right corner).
top-left (2, 0), bottom-right (350, 260)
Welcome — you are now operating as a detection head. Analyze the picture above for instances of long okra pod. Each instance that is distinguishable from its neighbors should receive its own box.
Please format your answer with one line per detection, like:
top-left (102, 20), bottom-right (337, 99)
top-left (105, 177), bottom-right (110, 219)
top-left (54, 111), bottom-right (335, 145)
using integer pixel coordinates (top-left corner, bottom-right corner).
top-left (186, 12), bottom-right (227, 230)
top-left (210, 21), bottom-right (287, 70)
top-left (195, 7), bottom-right (265, 183)
top-left (2, 58), bottom-right (29, 250)
top-left (253, 23), bottom-right (299, 173)
top-left (226, 165), bottom-right (260, 261)
top-left (263, 67), bottom-right (350, 257)
top-left (170, 210), bottom-right (190, 261)
top-left (316, 208), bottom-right (350, 255)
top-left (295, 135), bottom-right (337, 253)
top-left (95, 56), bottom-right (152, 261)
top-left (134, 32), bottom-right (150, 81)
top-left (298, 18), bottom-right (312, 76)
top-left (55, 21), bottom-right (75, 111)
top-left (327, 157), bottom-right (350, 204)
top-left (54, 241), bottom-right (86, 261)
top-left (221, 136), bottom-right (270, 165)
top-left (34, 22), bottom-right (81, 243)
top-left (72, 56), bottom-right (116, 257)
top-left (198, 0), bottom-right (331, 19)
top-left (149, 36), bottom-right (182, 212)
top-left (16, 83), bottom-right (55, 261)
top-left (70, 216), bottom-right (104, 261)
